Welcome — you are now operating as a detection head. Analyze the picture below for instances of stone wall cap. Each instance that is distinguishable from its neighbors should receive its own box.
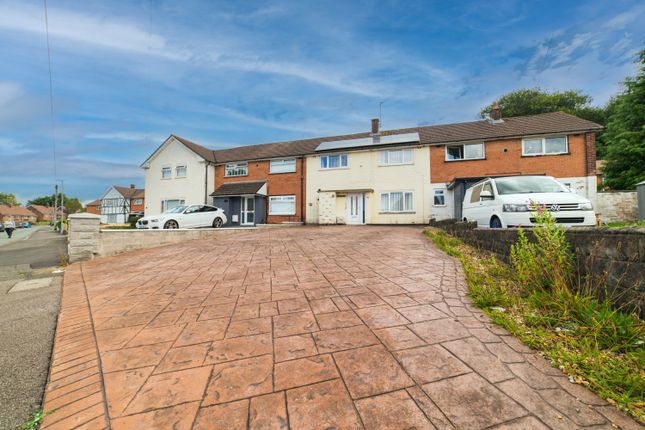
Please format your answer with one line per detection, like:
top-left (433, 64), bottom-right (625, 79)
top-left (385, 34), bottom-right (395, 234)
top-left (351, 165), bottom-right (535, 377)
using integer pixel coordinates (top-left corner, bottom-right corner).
top-left (69, 213), bottom-right (101, 219)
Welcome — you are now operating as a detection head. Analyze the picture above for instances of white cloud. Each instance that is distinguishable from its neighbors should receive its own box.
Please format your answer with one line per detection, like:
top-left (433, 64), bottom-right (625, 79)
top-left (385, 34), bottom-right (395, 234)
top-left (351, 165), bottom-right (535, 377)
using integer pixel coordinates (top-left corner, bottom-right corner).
top-left (603, 6), bottom-right (645, 30)
top-left (0, 137), bottom-right (36, 155)
top-left (85, 131), bottom-right (166, 142)
top-left (0, 2), bottom-right (191, 60)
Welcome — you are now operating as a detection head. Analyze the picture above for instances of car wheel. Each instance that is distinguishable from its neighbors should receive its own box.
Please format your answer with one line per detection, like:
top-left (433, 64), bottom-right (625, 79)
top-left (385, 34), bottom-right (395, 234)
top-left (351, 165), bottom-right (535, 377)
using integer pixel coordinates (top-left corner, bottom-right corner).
top-left (490, 216), bottom-right (502, 229)
top-left (164, 220), bottom-right (179, 229)
top-left (212, 217), bottom-right (223, 228)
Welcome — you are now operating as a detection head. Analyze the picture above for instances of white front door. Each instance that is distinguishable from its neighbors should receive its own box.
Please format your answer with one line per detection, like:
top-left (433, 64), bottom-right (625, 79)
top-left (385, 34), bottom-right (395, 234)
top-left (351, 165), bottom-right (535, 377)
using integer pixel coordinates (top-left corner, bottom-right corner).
top-left (241, 197), bottom-right (255, 225)
top-left (346, 193), bottom-right (364, 225)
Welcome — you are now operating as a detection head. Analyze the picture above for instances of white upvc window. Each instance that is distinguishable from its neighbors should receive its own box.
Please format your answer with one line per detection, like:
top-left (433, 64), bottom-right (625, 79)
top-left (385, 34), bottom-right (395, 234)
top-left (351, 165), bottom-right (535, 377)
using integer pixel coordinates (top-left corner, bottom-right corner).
top-left (225, 162), bottom-right (248, 177)
top-left (433, 189), bottom-right (446, 206)
top-left (380, 191), bottom-right (414, 213)
top-left (268, 195), bottom-right (296, 215)
top-left (161, 199), bottom-right (185, 212)
top-left (522, 136), bottom-right (568, 156)
top-left (379, 148), bottom-right (413, 166)
top-left (175, 164), bottom-right (187, 178)
top-left (320, 154), bottom-right (348, 169)
top-left (161, 166), bottom-right (172, 179)
top-left (270, 158), bottom-right (296, 174)
top-left (445, 143), bottom-right (485, 161)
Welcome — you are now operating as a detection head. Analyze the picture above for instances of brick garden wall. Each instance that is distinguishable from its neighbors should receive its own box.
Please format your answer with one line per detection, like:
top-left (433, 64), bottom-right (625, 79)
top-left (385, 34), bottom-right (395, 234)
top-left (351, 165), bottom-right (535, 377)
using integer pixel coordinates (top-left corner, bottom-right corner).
top-left (429, 219), bottom-right (645, 317)
top-left (596, 191), bottom-right (638, 223)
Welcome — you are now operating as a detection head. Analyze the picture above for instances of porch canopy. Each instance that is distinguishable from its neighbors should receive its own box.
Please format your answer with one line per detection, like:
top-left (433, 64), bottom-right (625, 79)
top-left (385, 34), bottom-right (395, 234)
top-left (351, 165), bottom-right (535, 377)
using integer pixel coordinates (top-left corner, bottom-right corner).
top-left (210, 180), bottom-right (267, 197)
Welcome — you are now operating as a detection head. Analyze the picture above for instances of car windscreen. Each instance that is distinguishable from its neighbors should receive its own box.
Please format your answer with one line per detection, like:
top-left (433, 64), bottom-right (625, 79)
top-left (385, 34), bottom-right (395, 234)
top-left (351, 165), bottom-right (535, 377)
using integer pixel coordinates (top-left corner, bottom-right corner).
top-left (495, 177), bottom-right (567, 195)
top-left (165, 205), bottom-right (187, 213)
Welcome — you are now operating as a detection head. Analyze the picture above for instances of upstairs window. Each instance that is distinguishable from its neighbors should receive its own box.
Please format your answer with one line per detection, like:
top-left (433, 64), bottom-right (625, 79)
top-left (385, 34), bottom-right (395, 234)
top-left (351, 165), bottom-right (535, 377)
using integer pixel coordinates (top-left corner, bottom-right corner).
top-left (270, 158), bottom-right (296, 174)
top-left (225, 162), bottom-right (248, 177)
top-left (522, 136), bottom-right (568, 156)
top-left (379, 148), bottom-right (413, 166)
top-left (161, 166), bottom-right (172, 179)
top-left (320, 154), bottom-right (348, 169)
top-left (446, 143), bottom-right (484, 161)
top-left (133, 199), bottom-right (143, 205)
top-left (176, 164), bottom-right (187, 178)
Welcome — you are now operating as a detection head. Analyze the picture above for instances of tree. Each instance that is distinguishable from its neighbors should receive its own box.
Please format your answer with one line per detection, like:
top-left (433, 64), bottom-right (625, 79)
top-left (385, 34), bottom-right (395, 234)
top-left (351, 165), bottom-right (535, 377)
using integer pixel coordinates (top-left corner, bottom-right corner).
top-left (0, 193), bottom-right (19, 205)
top-left (481, 88), bottom-right (611, 157)
top-left (602, 49), bottom-right (645, 190)
top-left (28, 194), bottom-right (84, 214)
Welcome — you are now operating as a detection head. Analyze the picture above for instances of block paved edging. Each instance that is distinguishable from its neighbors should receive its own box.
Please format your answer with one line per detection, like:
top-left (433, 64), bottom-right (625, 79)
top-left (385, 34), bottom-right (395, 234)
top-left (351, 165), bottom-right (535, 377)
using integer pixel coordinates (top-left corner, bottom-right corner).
top-left (40, 264), bottom-right (109, 429)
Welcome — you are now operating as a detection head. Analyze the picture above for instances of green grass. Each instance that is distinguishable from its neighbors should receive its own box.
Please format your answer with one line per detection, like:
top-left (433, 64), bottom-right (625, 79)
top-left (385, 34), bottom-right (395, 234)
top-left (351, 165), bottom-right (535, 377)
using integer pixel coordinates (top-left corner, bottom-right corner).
top-left (607, 220), bottom-right (645, 228)
top-left (424, 228), bottom-right (645, 423)
top-left (19, 409), bottom-right (51, 430)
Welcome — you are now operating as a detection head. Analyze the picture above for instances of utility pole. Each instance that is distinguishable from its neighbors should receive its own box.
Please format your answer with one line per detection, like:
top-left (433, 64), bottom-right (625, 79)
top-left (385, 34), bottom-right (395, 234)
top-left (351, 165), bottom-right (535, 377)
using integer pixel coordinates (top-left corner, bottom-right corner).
top-left (53, 183), bottom-right (58, 230)
top-left (59, 179), bottom-right (64, 234)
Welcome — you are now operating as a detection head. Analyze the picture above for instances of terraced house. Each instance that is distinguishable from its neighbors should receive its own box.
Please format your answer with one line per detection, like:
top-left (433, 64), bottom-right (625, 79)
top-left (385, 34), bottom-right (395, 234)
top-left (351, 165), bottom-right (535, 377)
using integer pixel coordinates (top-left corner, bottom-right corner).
top-left (142, 110), bottom-right (602, 225)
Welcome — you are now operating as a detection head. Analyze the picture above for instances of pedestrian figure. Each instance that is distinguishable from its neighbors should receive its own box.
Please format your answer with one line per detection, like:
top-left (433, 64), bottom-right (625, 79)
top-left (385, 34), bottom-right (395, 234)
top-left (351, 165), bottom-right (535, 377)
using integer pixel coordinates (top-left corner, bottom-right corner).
top-left (4, 218), bottom-right (15, 238)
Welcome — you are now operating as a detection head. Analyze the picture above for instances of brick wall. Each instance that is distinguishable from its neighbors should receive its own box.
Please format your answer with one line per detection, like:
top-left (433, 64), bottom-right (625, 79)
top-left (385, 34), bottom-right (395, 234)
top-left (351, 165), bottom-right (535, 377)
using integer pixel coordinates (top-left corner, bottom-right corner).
top-left (430, 133), bottom-right (592, 183)
top-left (596, 191), bottom-right (638, 223)
top-left (429, 220), bottom-right (645, 317)
top-left (130, 199), bottom-right (145, 213)
top-left (86, 205), bottom-right (100, 215)
top-left (215, 158), bottom-right (306, 223)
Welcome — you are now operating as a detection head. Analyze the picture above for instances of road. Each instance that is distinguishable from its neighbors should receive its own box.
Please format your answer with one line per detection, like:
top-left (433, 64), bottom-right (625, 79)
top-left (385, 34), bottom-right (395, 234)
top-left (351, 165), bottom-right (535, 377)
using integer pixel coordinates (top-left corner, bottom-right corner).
top-left (0, 227), bottom-right (67, 268)
top-left (0, 227), bottom-right (66, 429)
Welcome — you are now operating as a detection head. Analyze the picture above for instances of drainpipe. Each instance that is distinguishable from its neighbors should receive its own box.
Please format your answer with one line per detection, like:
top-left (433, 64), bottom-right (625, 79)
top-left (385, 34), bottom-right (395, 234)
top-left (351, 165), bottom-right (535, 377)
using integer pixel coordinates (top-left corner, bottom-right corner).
top-left (300, 157), bottom-right (305, 224)
top-left (204, 163), bottom-right (208, 204)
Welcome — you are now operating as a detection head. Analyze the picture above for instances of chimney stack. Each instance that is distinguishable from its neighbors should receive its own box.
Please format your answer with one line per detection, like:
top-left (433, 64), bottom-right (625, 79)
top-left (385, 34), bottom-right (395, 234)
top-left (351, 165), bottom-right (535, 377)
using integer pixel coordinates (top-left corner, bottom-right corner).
top-left (371, 118), bottom-right (380, 136)
top-left (490, 103), bottom-right (502, 121)
top-left (130, 184), bottom-right (135, 189)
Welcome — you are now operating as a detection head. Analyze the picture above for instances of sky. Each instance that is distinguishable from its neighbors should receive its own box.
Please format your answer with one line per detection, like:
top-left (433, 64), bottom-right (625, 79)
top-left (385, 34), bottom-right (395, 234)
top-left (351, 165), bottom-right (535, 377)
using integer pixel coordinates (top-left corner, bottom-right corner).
top-left (0, 0), bottom-right (643, 204)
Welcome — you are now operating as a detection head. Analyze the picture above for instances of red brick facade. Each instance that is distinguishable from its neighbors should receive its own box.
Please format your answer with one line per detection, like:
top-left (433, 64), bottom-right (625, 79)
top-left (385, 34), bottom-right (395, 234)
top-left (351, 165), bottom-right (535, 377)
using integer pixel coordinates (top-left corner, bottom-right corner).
top-left (430, 132), bottom-right (596, 183)
top-left (215, 158), bottom-right (306, 224)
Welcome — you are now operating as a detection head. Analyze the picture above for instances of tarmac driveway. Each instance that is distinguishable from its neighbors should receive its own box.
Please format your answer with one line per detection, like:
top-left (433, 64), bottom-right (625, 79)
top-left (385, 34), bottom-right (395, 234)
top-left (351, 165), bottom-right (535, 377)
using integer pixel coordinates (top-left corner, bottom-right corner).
top-left (39, 226), bottom-right (639, 429)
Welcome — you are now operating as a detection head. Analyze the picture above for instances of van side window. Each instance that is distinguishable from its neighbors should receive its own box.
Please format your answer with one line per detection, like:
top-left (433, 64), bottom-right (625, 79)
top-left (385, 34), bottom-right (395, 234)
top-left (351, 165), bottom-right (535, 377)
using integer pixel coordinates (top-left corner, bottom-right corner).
top-left (470, 185), bottom-right (483, 203)
top-left (481, 183), bottom-right (494, 200)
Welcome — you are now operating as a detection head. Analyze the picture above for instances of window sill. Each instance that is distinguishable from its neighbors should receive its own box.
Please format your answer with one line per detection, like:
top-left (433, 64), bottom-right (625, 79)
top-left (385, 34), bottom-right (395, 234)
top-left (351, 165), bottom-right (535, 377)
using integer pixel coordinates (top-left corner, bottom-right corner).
top-left (175, 176), bottom-right (187, 179)
top-left (269, 213), bottom-right (297, 216)
top-left (319, 167), bottom-right (349, 171)
top-left (378, 163), bottom-right (414, 167)
top-left (444, 158), bottom-right (486, 162)
top-left (224, 174), bottom-right (249, 178)
top-left (379, 211), bottom-right (416, 214)
top-left (269, 171), bottom-right (297, 175)
top-left (521, 152), bottom-right (570, 158)
top-left (432, 205), bottom-right (447, 208)
top-left (161, 177), bottom-right (172, 180)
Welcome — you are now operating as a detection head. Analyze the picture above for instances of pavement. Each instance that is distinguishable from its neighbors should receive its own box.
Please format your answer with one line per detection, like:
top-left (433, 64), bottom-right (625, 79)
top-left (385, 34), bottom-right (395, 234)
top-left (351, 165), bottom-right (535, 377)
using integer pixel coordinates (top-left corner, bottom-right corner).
top-left (0, 227), bottom-right (66, 429)
top-left (40, 226), bottom-right (642, 430)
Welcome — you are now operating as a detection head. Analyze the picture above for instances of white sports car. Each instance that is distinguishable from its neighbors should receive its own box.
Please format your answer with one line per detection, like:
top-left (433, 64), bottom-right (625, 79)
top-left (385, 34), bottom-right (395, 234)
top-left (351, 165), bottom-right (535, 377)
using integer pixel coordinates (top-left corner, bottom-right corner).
top-left (136, 204), bottom-right (227, 229)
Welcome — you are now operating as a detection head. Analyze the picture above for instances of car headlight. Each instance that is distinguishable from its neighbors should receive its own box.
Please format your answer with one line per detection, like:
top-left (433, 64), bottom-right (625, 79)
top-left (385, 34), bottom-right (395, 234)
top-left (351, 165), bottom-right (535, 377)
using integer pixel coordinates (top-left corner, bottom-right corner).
top-left (579, 202), bottom-right (593, 211)
top-left (503, 204), bottom-right (529, 212)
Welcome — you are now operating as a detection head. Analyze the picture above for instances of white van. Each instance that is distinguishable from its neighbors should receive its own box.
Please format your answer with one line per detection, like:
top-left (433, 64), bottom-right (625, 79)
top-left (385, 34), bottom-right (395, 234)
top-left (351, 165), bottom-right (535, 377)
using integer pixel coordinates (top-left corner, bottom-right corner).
top-left (462, 176), bottom-right (595, 228)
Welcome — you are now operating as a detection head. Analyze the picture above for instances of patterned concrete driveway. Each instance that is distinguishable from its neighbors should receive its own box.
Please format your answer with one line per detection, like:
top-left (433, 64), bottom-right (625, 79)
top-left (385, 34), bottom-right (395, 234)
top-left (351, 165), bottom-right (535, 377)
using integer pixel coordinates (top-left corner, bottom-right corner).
top-left (40, 226), bottom-right (641, 429)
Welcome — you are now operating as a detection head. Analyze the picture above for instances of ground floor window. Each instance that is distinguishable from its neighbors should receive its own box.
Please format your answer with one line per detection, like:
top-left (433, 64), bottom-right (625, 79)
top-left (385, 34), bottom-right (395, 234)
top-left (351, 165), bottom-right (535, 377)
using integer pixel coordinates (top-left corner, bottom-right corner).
top-left (380, 191), bottom-right (413, 212)
top-left (433, 189), bottom-right (446, 206)
top-left (161, 199), bottom-right (185, 212)
top-left (269, 195), bottom-right (296, 215)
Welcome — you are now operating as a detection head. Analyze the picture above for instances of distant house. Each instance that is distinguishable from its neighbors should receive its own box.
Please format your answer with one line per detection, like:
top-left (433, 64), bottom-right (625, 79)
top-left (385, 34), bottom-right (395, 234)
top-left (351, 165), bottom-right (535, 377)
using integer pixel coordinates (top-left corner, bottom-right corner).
top-left (98, 185), bottom-right (145, 224)
top-left (85, 199), bottom-right (101, 215)
top-left (0, 205), bottom-right (38, 223)
top-left (27, 204), bottom-right (55, 222)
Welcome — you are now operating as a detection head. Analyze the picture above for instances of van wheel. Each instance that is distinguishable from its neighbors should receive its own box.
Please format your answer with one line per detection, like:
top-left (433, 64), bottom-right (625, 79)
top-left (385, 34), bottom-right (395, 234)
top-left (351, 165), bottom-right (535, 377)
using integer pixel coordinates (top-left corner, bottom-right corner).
top-left (212, 217), bottom-right (223, 228)
top-left (490, 216), bottom-right (502, 229)
top-left (164, 220), bottom-right (179, 229)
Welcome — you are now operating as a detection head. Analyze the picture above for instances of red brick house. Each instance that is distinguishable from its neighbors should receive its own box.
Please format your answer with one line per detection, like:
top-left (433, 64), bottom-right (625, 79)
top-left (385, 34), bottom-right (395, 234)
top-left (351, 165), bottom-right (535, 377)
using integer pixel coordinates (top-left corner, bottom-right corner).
top-left (26, 204), bottom-right (56, 222)
top-left (0, 205), bottom-right (38, 223)
top-left (85, 199), bottom-right (101, 215)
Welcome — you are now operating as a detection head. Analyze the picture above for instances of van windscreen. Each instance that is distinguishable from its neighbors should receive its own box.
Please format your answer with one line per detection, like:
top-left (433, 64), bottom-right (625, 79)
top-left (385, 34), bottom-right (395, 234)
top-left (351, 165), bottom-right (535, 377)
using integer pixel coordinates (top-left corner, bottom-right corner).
top-left (495, 177), bottom-right (567, 195)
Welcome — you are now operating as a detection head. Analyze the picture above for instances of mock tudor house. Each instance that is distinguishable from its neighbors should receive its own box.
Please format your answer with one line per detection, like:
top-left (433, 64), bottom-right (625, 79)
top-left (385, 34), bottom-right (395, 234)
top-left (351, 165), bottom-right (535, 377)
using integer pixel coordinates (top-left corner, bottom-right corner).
top-left (141, 110), bottom-right (601, 225)
top-left (97, 184), bottom-right (145, 224)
